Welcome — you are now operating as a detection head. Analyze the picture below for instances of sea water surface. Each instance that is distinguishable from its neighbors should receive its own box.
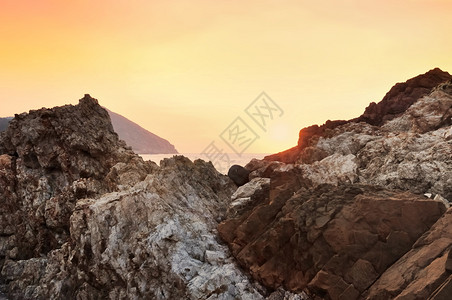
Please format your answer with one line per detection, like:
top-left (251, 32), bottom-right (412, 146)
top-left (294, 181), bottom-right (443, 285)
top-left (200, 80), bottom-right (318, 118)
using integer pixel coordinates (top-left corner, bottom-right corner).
top-left (140, 153), bottom-right (269, 174)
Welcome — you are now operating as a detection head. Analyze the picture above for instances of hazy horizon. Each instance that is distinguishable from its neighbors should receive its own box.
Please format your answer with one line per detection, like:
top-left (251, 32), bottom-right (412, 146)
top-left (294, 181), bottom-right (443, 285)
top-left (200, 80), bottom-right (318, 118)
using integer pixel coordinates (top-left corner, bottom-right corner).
top-left (1, 0), bottom-right (451, 153)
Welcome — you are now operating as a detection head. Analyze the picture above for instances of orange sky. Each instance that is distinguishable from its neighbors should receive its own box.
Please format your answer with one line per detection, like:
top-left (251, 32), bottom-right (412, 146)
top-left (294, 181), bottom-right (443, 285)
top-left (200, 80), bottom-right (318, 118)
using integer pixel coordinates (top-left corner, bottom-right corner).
top-left (1, 0), bottom-right (452, 153)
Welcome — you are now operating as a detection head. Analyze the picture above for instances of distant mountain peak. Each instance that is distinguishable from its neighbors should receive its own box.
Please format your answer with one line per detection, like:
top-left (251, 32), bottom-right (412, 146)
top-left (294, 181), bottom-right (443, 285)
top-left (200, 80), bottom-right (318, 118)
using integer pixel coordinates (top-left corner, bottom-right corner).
top-left (106, 109), bottom-right (178, 154)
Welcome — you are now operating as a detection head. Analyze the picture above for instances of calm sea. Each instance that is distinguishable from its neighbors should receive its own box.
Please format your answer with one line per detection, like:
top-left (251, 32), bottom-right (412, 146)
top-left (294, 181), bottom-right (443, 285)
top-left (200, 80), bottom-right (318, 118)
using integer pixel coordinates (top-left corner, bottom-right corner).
top-left (140, 153), bottom-right (268, 174)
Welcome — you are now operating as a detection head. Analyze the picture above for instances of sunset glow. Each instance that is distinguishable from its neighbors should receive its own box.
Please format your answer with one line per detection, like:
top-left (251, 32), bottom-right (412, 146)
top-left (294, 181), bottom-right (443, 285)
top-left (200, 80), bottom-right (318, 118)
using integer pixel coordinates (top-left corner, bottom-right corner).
top-left (1, 0), bottom-right (452, 153)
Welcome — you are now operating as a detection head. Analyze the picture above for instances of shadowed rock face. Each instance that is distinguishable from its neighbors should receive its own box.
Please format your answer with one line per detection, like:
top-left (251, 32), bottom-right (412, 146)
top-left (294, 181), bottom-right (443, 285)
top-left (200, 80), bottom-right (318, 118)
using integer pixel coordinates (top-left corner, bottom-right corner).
top-left (0, 95), bottom-right (153, 261)
top-left (354, 67), bottom-right (452, 126)
top-left (219, 72), bottom-right (452, 299)
top-left (366, 209), bottom-right (452, 299)
top-left (219, 181), bottom-right (447, 299)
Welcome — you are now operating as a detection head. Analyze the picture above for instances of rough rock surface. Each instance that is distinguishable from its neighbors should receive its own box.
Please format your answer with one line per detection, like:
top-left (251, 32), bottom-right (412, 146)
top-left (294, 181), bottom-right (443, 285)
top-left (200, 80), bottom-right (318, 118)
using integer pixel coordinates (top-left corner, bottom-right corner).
top-left (260, 80), bottom-right (452, 200)
top-left (1, 157), bottom-right (267, 299)
top-left (219, 71), bottom-right (452, 299)
top-left (0, 96), bottom-right (308, 299)
top-left (1, 110), bottom-right (178, 155)
top-left (219, 181), bottom-right (447, 299)
top-left (366, 209), bottom-right (452, 299)
top-left (0, 94), bottom-right (153, 262)
top-left (265, 68), bottom-right (452, 164)
top-left (354, 67), bottom-right (452, 126)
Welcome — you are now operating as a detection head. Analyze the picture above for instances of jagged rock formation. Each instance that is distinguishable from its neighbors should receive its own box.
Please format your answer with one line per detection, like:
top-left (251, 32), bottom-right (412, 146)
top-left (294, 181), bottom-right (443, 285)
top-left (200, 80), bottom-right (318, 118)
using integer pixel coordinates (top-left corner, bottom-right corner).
top-left (219, 71), bottom-right (452, 299)
top-left (366, 209), bottom-right (452, 299)
top-left (1, 157), bottom-right (265, 299)
top-left (353, 67), bottom-right (452, 126)
top-left (1, 109), bottom-right (178, 155)
top-left (1, 95), bottom-right (306, 299)
top-left (107, 109), bottom-right (178, 154)
top-left (0, 95), bottom-right (151, 261)
top-left (266, 68), bottom-right (452, 164)
top-left (264, 71), bottom-right (452, 200)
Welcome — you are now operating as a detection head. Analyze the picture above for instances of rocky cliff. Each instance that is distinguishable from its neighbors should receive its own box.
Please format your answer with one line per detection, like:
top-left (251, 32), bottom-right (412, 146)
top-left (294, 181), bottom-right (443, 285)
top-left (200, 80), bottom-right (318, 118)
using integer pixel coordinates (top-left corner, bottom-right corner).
top-left (0, 95), bottom-right (307, 299)
top-left (266, 68), bottom-right (452, 164)
top-left (219, 70), bottom-right (452, 299)
top-left (0, 109), bottom-right (177, 155)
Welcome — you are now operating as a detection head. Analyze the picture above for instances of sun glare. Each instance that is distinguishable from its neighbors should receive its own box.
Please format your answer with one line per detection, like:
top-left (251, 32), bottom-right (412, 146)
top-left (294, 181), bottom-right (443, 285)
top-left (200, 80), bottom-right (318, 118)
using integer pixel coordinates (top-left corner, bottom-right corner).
top-left (268, 122), bottom-right (291, 144)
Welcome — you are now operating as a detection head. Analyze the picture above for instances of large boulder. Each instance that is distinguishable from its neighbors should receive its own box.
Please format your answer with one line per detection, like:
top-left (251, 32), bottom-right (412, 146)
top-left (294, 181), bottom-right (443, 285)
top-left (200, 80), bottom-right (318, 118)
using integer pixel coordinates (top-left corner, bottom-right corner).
top-left (228, 164), bottom-right (250, 186)
top-left (261, 82), bottom-right (452, 200)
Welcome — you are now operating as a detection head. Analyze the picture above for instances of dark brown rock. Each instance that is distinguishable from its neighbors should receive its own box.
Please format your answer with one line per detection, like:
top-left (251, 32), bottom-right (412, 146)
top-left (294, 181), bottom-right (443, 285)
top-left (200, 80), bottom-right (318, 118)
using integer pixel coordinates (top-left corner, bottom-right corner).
top-left (263, 145), bottom-right (300, 164)
top-left (429, 275), bottom-right (452, 300)
top-left (354, 68), bottom-right (452, 126)
top-left (222, 69), bottom-right (452, 299)
top-left (366, 208), bottom-right (452, 299)
top-left (228, 164), bottom-right (250, 186)
top-left (219, 179), bottom-right (447, 299)
top-left (446, 248), bottom-right (452, 272)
